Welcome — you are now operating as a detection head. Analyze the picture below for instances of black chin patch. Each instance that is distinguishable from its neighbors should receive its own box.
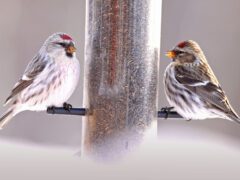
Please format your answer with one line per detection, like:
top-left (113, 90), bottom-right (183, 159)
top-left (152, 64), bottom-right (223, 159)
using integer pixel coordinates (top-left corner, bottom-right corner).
top-left (66, 52), bottom-right (73, 58)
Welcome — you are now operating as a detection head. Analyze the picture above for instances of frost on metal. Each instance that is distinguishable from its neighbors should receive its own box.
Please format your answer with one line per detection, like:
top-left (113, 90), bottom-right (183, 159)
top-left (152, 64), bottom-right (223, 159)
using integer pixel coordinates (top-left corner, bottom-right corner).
top-left (83, 0), bottom-right (161, 160)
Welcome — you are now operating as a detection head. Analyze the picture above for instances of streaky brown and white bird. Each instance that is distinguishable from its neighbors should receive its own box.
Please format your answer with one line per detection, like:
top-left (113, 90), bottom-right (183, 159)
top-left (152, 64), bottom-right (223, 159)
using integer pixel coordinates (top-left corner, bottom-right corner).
top-left (164, 40), bottom-right (240, 123)
top-left (0, 32), bottom-right (80, 129)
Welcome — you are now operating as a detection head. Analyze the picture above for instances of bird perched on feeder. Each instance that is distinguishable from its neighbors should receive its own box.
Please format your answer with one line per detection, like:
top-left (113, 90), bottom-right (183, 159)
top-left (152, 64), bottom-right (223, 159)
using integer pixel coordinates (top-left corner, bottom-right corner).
top-left (0, 32), bottom-right (80, 129)
top-left (164, 40), bottom-right (240, 123)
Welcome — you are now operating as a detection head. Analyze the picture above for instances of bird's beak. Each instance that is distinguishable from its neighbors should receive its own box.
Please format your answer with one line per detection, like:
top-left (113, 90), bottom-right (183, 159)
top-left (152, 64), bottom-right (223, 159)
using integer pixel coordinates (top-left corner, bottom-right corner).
top-left (66, 43), bottom-right (76, 54)
top-left (165, 50), bottom-right (176, 59)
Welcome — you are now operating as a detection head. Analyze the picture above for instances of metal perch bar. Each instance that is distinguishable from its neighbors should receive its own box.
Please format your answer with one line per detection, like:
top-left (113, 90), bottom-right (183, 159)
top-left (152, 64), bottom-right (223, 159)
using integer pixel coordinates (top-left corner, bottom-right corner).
top-left (47, 107), bottom-right (182, 118)
top-left (47, 107), bottom-right (87, 116)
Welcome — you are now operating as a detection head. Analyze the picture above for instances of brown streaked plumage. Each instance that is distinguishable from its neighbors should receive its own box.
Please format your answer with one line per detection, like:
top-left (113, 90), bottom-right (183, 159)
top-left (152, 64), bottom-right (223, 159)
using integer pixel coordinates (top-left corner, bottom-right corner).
top-left (4, 54), bottom-right (47, 106)
top-left (164, 40), bottom-right (240, 123)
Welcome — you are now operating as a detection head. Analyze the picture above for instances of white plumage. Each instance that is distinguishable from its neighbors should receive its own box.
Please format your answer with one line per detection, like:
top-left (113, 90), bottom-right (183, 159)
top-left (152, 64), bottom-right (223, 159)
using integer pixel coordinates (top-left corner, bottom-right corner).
top-left (0, 33), bottom-right (80, 129)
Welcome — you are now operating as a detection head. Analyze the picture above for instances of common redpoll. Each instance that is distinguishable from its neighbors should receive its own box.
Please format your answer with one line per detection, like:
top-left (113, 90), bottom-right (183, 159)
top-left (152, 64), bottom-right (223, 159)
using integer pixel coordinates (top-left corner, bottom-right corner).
top-left (0, 32), bottom-right (80, 129)
top-left (164, 40), bottom-right (240, 123)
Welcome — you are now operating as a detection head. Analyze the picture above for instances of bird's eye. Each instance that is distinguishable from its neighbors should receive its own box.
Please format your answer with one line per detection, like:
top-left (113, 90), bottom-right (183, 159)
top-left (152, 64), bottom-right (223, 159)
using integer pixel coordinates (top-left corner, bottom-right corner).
top-left (177, 51), bottom-right (184, 54)
top-left (56, 42), bottom-right (67, 48)
top-left (176, 50), bottom-right (184, 57)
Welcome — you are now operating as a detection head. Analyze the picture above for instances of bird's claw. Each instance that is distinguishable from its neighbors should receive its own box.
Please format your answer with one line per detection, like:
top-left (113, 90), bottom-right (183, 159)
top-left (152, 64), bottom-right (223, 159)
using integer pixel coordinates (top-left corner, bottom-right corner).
top-left (47, 106), bottom-right (56, 114)
top-left (161, 106), bottom-right (174, 119)
top-left (63, 103), bottom-right (72, 111)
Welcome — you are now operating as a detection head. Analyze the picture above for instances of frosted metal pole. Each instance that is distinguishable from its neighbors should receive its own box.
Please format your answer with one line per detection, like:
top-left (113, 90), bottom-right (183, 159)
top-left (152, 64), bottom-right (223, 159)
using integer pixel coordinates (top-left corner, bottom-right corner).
top-left (83, 0), bottom-right (162, 160)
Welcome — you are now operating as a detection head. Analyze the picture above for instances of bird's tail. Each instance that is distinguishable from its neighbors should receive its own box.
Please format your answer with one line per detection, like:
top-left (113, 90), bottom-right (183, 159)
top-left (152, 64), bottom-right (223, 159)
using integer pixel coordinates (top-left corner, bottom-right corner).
top-left (227, 110), bottom-right (240, 124)
top-left (0, 108), bottom-right (18, 129)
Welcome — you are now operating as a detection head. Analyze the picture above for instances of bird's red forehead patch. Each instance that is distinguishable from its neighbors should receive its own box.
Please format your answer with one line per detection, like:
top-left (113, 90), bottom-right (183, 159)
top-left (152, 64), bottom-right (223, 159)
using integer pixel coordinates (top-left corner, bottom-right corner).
top-left (177, 41), bottom-right (187, 48)
top-left (60, 34), bottom-right (72, 40)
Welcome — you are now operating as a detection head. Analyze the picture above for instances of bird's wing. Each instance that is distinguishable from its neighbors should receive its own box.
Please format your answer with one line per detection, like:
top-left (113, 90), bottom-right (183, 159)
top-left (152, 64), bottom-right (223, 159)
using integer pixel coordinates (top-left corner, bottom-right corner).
top-left (174, 65), bottom-right (238, 117)
top-left (4, 54), bottom-right (47, 105)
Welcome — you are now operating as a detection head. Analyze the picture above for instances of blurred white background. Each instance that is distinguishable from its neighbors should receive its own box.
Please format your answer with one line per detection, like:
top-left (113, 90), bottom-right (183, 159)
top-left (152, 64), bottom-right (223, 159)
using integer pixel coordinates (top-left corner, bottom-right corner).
top-left (0, 0), bottom-right (240, 179)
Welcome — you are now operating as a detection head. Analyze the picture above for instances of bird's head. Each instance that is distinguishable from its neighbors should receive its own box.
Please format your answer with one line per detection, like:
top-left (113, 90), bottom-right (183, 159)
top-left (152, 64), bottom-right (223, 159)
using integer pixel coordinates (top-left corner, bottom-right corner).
top-left (166, 40), bottom-right (206, 65)
top-left (43, 32), bottom-right (76, 58)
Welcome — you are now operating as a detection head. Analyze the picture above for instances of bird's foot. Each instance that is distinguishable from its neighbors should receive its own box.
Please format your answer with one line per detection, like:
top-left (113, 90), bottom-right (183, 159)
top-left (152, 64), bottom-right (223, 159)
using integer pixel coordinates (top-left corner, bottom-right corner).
top-left (161, 106), bottom-right (174, 119)
top-left (63, 102), bottom-right (72, 111)
top-left (186, 119), bottom-right (192, 122)
top-left (47, 106), bottom-right (56, 113)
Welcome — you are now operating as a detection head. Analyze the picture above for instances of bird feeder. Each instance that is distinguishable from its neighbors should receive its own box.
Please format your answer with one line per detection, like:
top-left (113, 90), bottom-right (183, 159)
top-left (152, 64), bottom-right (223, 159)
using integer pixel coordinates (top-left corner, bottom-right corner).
top-left (83, 0), bottom-right (161, 160)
